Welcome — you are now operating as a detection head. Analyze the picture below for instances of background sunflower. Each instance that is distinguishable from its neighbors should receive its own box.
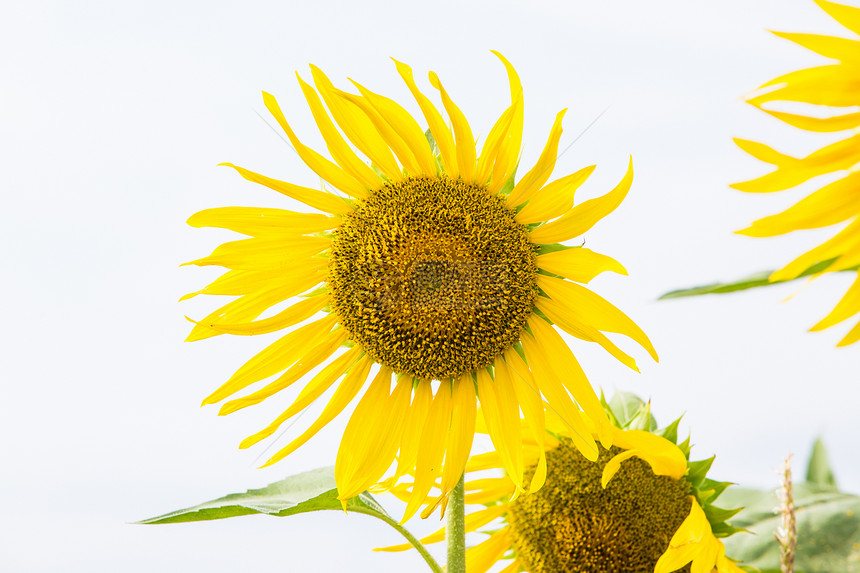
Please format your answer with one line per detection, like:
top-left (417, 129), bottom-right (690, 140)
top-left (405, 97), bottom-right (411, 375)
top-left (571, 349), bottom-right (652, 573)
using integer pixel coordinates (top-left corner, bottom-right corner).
top-left (734, 0), bottom-right (860, 346)
top-left (379, 393), bottom-right (744, 573)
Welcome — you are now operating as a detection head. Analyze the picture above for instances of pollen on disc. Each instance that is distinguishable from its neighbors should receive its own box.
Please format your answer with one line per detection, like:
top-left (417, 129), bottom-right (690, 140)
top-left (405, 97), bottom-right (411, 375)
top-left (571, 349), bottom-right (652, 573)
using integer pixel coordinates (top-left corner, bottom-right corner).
top-left (328, 175), bottom-right (537, 380)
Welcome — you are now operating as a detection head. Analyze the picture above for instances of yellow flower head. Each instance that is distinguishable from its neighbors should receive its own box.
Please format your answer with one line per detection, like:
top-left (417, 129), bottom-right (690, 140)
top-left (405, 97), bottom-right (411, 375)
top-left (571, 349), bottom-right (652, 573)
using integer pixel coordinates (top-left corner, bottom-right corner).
top-left (380, 394), bottom-right (744, 573)
top-left (734, 0), bottom-right (860, 346)
top-left (184, 53), bottom-right (656, 515)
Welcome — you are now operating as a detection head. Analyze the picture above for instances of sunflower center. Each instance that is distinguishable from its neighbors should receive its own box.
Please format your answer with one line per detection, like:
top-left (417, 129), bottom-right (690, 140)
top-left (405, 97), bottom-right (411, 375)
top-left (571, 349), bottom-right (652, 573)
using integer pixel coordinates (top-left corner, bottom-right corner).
top-left (507, 439), bottom-right (692, 573)
top-left (328, 175), bottom-right (537, 380)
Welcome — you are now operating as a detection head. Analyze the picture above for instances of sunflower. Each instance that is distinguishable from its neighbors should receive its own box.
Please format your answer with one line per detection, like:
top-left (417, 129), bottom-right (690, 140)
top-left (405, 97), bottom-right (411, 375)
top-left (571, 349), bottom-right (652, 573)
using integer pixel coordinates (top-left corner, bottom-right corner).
top-left (380, 394), bottom-right (744, 573)
top-left (184, 53), bottom-right (656, 517)
top-left (734, 0), bottom-right (860, 346)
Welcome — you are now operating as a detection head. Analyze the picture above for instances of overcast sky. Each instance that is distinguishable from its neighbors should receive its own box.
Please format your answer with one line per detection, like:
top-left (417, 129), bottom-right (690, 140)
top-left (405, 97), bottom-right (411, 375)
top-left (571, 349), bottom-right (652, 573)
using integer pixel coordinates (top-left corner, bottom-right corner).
top-left (2, 0), bottom-right (858, 571)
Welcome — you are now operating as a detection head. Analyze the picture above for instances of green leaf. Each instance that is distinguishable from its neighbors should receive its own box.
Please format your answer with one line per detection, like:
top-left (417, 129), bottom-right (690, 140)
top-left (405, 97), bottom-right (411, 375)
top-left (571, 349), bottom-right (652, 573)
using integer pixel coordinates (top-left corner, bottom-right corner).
top-left (139, 467), bottom-right (366, 524)
top-left (139, 467), bottom-right (444, 572)
top-left (721, 484), bottom-right (860, 572)
top-left (658, 258), bottom-right (841, 300)
top-left (806, 437), bottom-right (837, 489)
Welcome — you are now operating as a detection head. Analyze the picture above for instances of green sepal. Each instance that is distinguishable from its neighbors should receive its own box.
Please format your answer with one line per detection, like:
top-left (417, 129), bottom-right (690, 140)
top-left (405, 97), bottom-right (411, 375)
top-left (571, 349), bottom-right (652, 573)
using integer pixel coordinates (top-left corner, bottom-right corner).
top-left (686, 456), bottom-right (715, 487)
top-left (710, 521), bottom-right (749, 539)
top-left (655, 415), bottom-right (683, 445)
top-left (424, 128), bottom-right (438, 154)
top-left (498, 170), bottom-right (517, 196)
top-left (536, 242), bottom-right (581, 255)
top-left (607, 391), bottom-right (648, 428)
top-left (626, 400), bottom-right (658, 432)
top-left (599, 390), bottom-right (621, 428)
top-left (676, 435), bottom-right (692, 458)
top-left (659, 257), bottom-right (844, 300)
top-left (697, 478), bottom-right (733, 505)
top-left (536, 268), bottom-right (567, 280)
top-left (702, 503), bottom-right (744, 525)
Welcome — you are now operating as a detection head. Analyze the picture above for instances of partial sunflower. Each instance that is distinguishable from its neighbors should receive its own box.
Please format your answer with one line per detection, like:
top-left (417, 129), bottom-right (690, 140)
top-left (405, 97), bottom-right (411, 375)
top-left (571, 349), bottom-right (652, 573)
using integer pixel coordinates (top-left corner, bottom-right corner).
top-left (184, 53), bottom-right (656, 517)
top-left (380, 393), bottom-right (745, 573)
top-left (734, 0), bottom-right (860, 346)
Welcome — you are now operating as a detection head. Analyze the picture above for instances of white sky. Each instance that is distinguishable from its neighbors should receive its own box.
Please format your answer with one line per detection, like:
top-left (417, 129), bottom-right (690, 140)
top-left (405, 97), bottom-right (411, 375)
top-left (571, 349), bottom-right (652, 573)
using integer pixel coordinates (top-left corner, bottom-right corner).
top-left (2, 0), bottom-right (858, 571)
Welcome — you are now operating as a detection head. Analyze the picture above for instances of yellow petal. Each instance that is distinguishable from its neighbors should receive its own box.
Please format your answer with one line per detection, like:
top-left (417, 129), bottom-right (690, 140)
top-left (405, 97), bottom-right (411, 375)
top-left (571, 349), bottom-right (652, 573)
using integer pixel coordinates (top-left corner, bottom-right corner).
top-left (501, 349), bottom-right (547, 492)
top-left (336, 368), bottom-right (409, 503)
top-left (185, 274), bottom-right (325, 342)
top-left (525, 315), bottom-right (612, 449)
top-left (538, 275), bottom-right (658, 361)
top-left (310, 65), bottom-right (402, 179)
top-left (733, 138), bottom-right (796, 166)
top-left (245, 346), bottom-right (364, 452)
top-left (507, 109), bottom-right (566, 208)
top-left (262, 91), bottom-right (367, 199)
top-left (219, 162), bottom-right (353, 215)
top-left (601, 449), bottom-right (640, 488)
top-left (812, 273), bottom-right (860, 330)
top-left (350, 79), bottom-right (437, 176)
top-left (536, 247), bottom-right (627, 283)
top-left (529, 157), bottom-right (633, 243)
top-left (465, 529), bottom-right (511, 573)
top-left (375, 504), bottom-right (507, 552)
top-left (748, 64), bottom-right (860, 108)
top-left (537, 296), bottom-right (639, 371)
top-left (187, 207), bottom-right (340, 236)
top-left (475, 101), bottom-right (517, 187)
top-left (772, 31), bottom-right (860, 62)
top-left (515, 165), bottom-right (595, 224)
top-left (758, 107), bottom-right (860, 132)
top-left (183, 236), bottom-right (330, 270)
top-left (605, 430), bottom-right (687, 482)
top-left (439, 375), bottom-right (477, 502)
top-left (218, 328), bottom-right (348, 414)
top-left (837, 316), bottom-right (860, 346)
top-left (488, 51), bottom-right (524, 194)
top-left (517, 327), bottom-right (599, 461)
top-left (429, 71), bottom-right (476, 182)
top-left (295, 73), bottom-right (381, 190)
top-left (393, 58), bottom-right (459, 177)
top-left (738, 171), bottom-right (860, 236)
top-left (815, 0), bottom-right (860, 36)
top-left (771, 219), bottom-right (860, 281)
top-left (403, 382), bottom-right (452, 522)
top-left (476, 366), bottom-right (524, 492)
top-left (203, 294), bottom-right (328, 336)
top-left (731, 133), bottom-right (860, 193)
top-left (393, 379), bottom-right (433, 482)
top-left (250, 354), bottom-right (372, 463)
top-left (201, 314), bottom-right (337, 405)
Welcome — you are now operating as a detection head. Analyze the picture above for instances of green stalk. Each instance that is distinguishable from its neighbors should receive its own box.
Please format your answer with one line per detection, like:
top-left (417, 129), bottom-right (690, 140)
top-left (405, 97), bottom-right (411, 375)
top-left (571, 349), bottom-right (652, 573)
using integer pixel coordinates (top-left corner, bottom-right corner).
top-left (446, 473), bottom-right (467, 573)
top-left (351, 508), bottom-right (443, 573)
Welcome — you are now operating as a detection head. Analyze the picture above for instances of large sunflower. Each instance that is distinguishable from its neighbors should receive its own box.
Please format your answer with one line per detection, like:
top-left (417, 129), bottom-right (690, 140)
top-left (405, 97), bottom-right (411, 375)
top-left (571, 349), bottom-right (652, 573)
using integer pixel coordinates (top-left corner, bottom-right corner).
top-left (380, 395), bottom-right (744, 573)
top-left (184, 53), bottom-right (656, 516)
top-left (734, 0), bottom-right (860, 345)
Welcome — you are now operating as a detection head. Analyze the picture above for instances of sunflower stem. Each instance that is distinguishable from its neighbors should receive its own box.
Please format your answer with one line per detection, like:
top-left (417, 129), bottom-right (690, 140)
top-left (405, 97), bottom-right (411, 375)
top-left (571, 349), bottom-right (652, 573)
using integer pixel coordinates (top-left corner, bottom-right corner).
top-left (447, 473), bottom-right (467, 573)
